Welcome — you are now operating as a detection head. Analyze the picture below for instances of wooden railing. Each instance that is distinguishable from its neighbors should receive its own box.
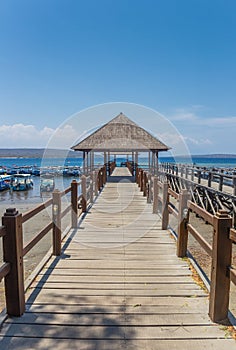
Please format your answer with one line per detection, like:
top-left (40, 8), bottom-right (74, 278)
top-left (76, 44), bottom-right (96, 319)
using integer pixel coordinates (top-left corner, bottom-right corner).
top-left (0, 166), bottom-right (106, 317)
top-left (137, 166), bottom-right (236, 324)
top-left (160, 162), bottom-right (236, 195)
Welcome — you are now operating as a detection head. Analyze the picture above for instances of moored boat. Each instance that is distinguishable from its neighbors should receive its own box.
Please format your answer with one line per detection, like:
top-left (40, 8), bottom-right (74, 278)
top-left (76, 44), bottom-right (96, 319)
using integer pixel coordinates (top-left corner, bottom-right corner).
top-left (40, 174), bottom-right (55, 193)
top-left (0, 175), bottom-right (12, 191)
top-left (11, 174), bottom-right (33, 191)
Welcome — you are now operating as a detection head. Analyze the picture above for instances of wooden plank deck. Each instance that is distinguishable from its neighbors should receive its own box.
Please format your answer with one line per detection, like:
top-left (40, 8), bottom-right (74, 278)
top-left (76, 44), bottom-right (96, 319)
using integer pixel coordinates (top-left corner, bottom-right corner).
top-left (0, 168), bottom-right (235, 349)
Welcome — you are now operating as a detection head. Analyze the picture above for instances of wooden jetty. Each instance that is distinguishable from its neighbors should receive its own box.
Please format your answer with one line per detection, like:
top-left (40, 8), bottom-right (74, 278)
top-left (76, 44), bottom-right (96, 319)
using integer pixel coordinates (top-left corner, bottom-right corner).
top-left (0, 167), bottom-right (235, 349)
top-left (0, 114), bottom-right (235, 348)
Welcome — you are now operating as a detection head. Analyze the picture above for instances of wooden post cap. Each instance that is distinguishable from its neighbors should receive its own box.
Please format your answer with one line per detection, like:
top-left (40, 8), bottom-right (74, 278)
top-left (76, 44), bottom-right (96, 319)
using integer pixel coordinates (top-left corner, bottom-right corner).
top-left (216, 210), bottom-right (229, 218)
top-left (4, 208), bottom-right (18, 216)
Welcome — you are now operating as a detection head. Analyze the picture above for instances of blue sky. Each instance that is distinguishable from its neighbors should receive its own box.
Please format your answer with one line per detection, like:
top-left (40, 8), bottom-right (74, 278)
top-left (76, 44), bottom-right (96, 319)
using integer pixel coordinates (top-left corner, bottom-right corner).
top-left (0, 0), bottom-right (236, 154)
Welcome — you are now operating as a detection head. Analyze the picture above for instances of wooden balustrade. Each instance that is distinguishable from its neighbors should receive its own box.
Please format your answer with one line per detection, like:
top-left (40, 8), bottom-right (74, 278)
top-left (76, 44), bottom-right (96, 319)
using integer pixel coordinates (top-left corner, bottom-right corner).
top-left (161, 162), bottom-right (236, 194)
top-left (139, 166), bottom-right (236, 324)
top-left (0, 165), bottom-right (106, 317)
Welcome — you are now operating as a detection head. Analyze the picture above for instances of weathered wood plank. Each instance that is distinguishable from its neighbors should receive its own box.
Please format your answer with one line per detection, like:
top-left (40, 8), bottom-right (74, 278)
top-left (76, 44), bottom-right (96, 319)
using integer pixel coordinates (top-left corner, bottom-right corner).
top-left (0, 337), bottom-right (234, 350)
top-left (5, 312), bottom-right (215, 326)
top-left (0, 323), bottom-right (231, 339)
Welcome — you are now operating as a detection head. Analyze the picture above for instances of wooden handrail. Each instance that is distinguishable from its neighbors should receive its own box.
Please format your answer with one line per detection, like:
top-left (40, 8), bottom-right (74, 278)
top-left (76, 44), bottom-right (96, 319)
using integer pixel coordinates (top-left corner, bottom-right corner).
top-left (187, 223), bottom-right (212, 257)
top-left (168, 204), bottom-right (178, 218)
top-left (230, 228), bottom-right (236, 243)
top-left (0, 262), bottom-right (11, 282)
top-left (60, 186), bottom-right (72, 197)
top-left (188, 200), bottom-right (214, 225)
top-left (23, 222), bottom-right (53, 256)
top-left (22, 198), bottom-right (53, 223)
top-left (168, 188), bottom-right (179, 199)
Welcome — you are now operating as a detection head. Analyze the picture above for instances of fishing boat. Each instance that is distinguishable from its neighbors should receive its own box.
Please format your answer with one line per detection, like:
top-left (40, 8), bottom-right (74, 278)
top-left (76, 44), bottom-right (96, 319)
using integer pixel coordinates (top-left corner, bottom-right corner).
top-left (11, 174), bottom-right (33, 191)
top-left (40, 174), bottom-right (55, 193)
top-left (0, 175), bottom-right (12, 191)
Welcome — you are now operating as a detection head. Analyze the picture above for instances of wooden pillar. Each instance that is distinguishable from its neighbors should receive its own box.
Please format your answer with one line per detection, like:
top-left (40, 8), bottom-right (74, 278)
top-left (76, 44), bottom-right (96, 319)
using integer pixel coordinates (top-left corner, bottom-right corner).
top-left (82, 151), bottom-right (85, 174)
top-left (140, 169), bottom-right (144, 191)
top-left (162, 182), bottom-right (169, 230)
top-left (103, 165), bottom-right (106, 185)
top-left (52, 189), bottom-right (62, 256)
top-left (90, 172), bottom-right (94, 204)
top-left (81, 175), bottom-right (87, 212)
top-left (177, 189), bottom-right (189, 257)
top-left (71, 180), bottom-right (78, 228)
top-left (135, 151), bottom-right (138, 166)
top-left (209, 210), bottom-right (232, 323)
top-left (197, 170), bottom-right (201, 184)
top-left (104, 152), bottom-right (107, 166)
top-left (91, 151), bottom-right (94, 170)
top-left (219, 175), bottom-right (223, 192)
top-left (143, 171), bottom-right (147, 197)
top-left (2, 208), bottom-right (25, 316)
top-left (208, 172), bottom-right (212, 187)
top-left (156, 151), bottom-right (159, 175)
top-left (148, 151), bottom-right (151, 171)
top-left (147, 173), bottom-right (152, 203)
top-left (153, 177), bottom-right (158, 214)
top-left (94, 170), bottom-right (98, 196)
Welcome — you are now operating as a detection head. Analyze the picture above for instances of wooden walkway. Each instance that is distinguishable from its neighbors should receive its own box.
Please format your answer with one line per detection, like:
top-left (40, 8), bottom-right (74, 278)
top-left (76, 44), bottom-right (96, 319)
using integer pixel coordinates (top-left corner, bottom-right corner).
top-left (0, 168), bottom-right (235, 349)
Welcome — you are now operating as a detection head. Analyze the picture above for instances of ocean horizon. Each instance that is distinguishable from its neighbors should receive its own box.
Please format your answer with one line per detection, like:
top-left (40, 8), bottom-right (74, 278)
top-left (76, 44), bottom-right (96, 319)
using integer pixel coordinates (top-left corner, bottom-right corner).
top-left (0, 155), bottom-right (236, 170)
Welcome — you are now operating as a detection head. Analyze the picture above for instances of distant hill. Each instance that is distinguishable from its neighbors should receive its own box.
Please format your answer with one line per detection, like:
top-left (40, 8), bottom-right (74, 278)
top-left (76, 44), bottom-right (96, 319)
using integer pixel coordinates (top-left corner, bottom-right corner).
top-left (0, 148), bottom-right (82, 158)
top-left (191, 154), bottom-right (236, 159)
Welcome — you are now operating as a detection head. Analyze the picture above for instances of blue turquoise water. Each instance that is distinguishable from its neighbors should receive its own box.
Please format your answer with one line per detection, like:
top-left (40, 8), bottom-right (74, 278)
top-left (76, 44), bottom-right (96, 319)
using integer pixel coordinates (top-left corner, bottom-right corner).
top-left (0, 156), bottom-right (236, 169)
top-left (0, 156), bottom-right (235, 206)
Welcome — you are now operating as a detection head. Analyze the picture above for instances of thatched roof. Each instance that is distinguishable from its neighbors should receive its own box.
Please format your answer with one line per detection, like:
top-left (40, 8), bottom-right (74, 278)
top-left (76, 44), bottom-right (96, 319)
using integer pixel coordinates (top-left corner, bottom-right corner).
top-left (72, 113), bottom-right (170, 152)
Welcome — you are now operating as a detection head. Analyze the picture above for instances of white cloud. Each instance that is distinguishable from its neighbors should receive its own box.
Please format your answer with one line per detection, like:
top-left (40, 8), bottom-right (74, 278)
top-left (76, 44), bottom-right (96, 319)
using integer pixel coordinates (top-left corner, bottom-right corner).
top-left (183, 136), bottom-right (212, 146)
top-left (0, 123), bottom-right (79, 148)
top-left (169, 107), bottom-right (236, 127)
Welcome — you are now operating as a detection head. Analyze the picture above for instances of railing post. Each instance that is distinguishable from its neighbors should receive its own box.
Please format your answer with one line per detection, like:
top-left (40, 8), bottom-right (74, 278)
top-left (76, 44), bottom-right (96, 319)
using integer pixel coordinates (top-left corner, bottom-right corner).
top-left (153, 177), bottom-right (158, 214)
top-left (94, 170), bottom-right (98, 196)
top-left (209, 210), bottom-right (232, 323)
top-left (177, 189), bottom-right (189, 257)
top-left (103, 165), bottom-right (106, 185)
top-left (143, 171), bottom-right (147, 197)
top-left (140, 169), bottom-right (144, 191)
top-left (208, 172), bottom-right (212, 187)
top-left (136, 167), bottom-right (139, 185)
top-left (2, 208), bottom-right (25, 316)
top-left (147, 174), bottom-right (152, 203)
top-left (71, 180), bottom-right (78, 228)
top-left (162, 182), bottom-right (169, 230)
top-left (197, 170), bottom-right (201, 184)
top-left (191, 168), bottom-right (194, 181)
top-left (97, 170), bottom-right (101, 191)
top-left (52, 189), bottom-right (62, 256)
top-left (90, 172), bottom-right (94, 204)
top-left (219, 175), bottom-right (223, 192)
top-left (81, 175), bottom-right (87, 212)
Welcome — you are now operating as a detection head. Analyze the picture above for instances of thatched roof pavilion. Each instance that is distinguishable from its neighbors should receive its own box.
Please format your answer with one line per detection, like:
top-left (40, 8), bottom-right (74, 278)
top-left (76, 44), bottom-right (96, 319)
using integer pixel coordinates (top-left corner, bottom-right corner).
top-left (72, 113), bottom-right (169, 173)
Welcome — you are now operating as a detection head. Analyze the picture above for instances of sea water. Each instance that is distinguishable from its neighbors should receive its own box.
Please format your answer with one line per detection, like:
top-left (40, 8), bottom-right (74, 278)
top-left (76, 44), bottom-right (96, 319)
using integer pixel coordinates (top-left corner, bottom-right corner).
top-left (0, 156), bottom-right (235, 205)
